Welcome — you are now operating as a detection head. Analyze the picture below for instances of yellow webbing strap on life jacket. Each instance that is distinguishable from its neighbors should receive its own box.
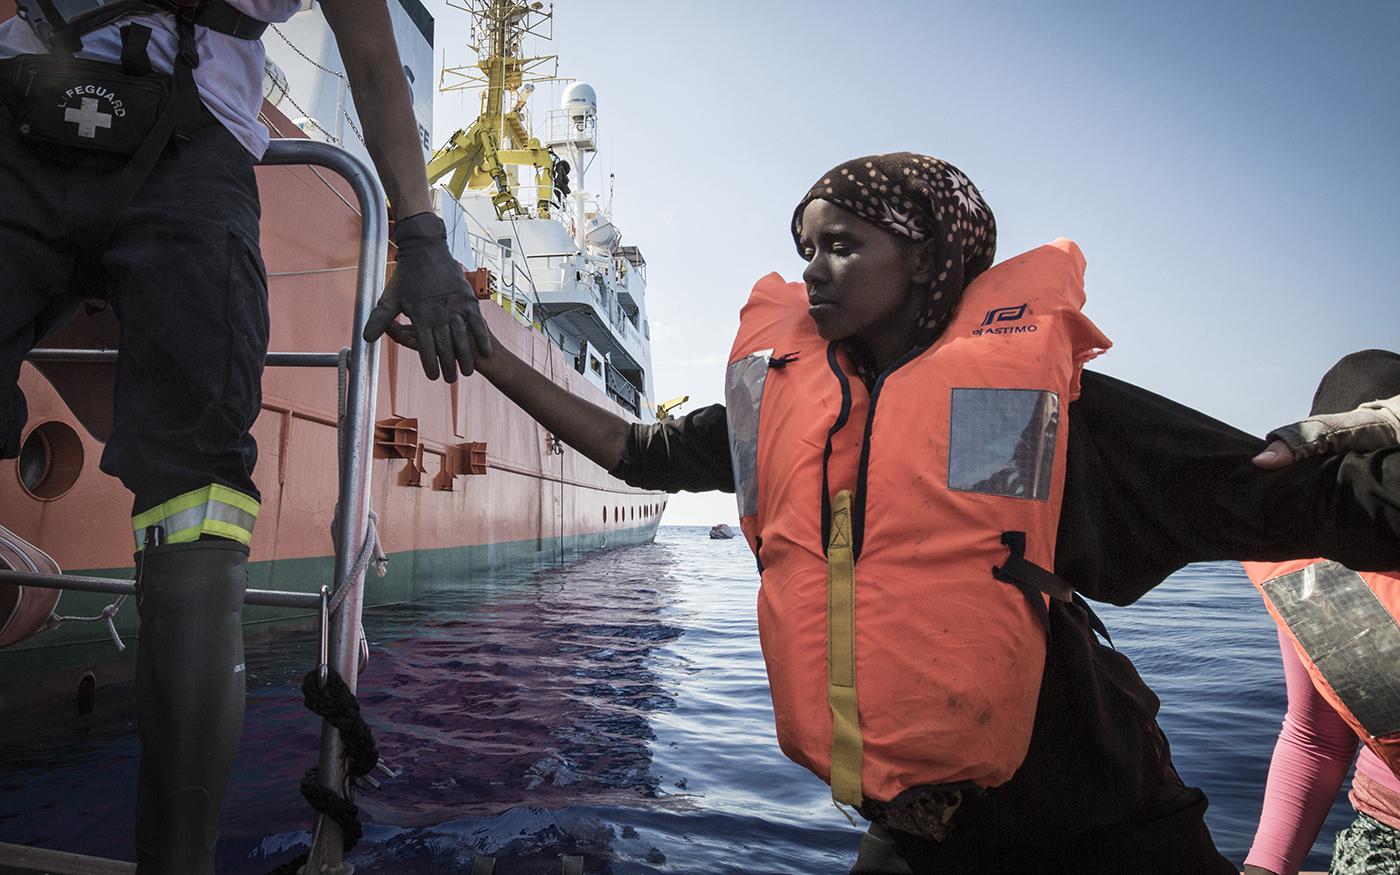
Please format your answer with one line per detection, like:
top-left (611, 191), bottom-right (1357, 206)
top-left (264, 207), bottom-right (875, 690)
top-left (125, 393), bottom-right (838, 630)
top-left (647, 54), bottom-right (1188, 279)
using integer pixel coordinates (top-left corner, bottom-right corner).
top-left (827, 488), bottom-right (863, 807)
top-left (131, 483), bottom-right (260, 549)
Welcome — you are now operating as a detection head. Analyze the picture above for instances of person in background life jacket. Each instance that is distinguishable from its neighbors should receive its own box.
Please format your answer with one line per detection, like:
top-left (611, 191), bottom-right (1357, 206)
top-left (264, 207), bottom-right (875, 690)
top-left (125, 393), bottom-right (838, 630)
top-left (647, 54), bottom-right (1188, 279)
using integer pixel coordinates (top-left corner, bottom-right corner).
top-left (389, 151), bottom-right (1400, 874)
top-left (1243, 350), bottom-right (1400, 875)
top-left (0, 1), bottom-right (491, 870)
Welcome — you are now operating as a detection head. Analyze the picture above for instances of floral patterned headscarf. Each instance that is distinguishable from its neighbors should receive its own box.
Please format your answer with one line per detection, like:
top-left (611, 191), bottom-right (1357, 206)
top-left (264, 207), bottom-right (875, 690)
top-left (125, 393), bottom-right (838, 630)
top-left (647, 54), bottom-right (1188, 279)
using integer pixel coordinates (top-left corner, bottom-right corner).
top-left (791, 152), bottom-right (997, 382)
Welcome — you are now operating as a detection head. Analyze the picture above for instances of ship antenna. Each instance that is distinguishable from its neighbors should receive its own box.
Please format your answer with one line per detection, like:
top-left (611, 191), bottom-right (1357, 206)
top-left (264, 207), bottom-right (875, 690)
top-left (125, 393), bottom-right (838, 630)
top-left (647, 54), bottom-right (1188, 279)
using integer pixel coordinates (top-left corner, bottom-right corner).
top-left (429, 1), bottom-right (559, 219)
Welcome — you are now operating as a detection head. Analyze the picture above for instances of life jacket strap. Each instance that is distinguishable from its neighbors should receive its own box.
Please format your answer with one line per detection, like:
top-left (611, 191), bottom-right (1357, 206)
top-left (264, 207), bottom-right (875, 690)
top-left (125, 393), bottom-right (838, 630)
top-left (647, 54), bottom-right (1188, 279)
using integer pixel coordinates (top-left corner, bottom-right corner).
top-left (992, 530), bottom-right (1074, 604)
top-left (43, 0), bottom-right (268, 43)
top-left (188, 0), bottom-right (269, 40)
top-left (827, 488), bottom-right (863, 807)
top-left (1071, 593), bottom-right (1114, 647)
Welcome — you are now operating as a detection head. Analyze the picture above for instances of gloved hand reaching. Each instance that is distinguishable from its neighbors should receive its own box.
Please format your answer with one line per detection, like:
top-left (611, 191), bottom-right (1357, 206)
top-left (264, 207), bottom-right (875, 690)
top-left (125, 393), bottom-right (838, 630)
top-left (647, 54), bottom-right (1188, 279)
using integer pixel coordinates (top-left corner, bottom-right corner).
top-left (1254, 395), bottom-right (1400, 468)
top-left (362, 212), bottom-right (493, 381)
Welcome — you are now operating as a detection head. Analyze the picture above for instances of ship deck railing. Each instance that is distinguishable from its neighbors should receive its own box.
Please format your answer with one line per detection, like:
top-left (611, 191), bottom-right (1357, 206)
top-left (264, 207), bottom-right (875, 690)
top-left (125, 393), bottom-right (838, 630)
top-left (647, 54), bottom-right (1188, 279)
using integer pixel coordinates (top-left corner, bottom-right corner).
top-left (0, 138), bottom-right (388, 875)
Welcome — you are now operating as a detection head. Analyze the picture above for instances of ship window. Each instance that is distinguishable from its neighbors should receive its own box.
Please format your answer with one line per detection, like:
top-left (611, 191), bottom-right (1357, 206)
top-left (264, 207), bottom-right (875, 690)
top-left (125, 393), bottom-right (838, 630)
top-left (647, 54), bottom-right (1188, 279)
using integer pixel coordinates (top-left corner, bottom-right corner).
top-left (497, 238), bottom-right (512, 258)
top-left (591, 357), bottom-right (602, 375)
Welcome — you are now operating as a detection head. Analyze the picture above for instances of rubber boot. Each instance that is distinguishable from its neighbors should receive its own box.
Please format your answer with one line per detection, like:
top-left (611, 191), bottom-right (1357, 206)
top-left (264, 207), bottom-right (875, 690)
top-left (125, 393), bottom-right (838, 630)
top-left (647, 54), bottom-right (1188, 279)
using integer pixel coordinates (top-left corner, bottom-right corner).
top-left (133, 540), bottom-right (248, 874)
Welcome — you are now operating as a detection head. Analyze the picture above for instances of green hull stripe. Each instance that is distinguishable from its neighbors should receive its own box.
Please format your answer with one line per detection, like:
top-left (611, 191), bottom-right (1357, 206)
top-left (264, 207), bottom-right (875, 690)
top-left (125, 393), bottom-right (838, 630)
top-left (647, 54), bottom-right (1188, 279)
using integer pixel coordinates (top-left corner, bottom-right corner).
top-left (0, 525), bottom-right (658, 681)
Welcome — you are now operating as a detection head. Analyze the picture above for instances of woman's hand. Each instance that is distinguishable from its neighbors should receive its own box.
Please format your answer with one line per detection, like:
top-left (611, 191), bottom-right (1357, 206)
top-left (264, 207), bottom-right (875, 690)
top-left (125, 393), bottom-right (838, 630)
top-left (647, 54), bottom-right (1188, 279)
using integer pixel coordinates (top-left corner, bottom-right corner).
top-left (1254, 395), bottom-right (1400, 469)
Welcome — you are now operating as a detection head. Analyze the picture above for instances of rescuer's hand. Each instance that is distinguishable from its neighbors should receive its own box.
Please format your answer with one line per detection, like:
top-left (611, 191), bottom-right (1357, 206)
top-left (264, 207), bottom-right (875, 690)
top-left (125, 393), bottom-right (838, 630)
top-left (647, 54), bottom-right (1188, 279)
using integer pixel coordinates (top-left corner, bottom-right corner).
top-left (363, 212), bottom-right (493, 381)
top-left (1253, 394), bottom-right (1400, 469)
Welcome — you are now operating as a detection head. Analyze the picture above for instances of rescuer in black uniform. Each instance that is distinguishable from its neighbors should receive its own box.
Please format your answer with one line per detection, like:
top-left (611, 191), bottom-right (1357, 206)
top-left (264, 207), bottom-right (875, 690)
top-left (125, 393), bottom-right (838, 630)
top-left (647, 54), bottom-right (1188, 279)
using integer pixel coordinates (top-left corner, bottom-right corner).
top-left (0, 1), bottom-right (489, 869)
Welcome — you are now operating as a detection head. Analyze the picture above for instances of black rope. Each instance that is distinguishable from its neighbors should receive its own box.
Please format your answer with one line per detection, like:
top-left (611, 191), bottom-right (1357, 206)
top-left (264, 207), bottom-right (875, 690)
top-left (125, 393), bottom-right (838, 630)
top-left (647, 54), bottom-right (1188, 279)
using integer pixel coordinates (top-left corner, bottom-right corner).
top-left (265, 668), bottom-right (380, 874)
top-left (300, 667), bottom-right (380, 779)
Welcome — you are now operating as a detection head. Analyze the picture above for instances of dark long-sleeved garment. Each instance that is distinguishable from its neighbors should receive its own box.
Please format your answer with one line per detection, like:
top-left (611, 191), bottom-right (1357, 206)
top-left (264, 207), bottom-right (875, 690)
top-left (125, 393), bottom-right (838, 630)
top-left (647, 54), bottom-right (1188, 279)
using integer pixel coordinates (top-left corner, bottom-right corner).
top-left (613, 370), bottom-right (1400, 602)
top-left (610, 369), bottom-right (1400, 872)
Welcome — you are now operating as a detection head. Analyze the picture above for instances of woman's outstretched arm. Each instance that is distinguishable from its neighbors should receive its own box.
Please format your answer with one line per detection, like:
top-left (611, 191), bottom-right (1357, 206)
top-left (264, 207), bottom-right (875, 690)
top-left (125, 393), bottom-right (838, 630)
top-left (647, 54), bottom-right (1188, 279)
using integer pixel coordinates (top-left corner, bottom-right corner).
top-left (390, 321), bottom-right (630, 470)
top-left (477, 336), bottom-right (631, 471)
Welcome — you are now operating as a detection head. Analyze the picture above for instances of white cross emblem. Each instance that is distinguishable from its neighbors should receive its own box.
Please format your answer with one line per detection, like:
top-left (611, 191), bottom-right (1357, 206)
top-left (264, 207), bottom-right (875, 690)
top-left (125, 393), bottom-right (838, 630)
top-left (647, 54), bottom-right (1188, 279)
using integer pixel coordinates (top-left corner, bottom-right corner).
top-left (64, 97), bottom-right (112, 139)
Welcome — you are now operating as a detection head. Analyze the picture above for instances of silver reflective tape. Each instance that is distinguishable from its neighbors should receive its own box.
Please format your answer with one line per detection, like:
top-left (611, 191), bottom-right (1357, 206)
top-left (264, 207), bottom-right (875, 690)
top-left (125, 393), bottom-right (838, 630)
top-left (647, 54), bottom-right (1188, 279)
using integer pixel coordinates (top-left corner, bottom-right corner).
top-left (948, 388), bottom-right (1060, 501)
top-left (135, 501), bottom-right (258, 545)
top-left (1263, 562), bottom-right (1400, 738)
top-left (725, 349), bottom-right (773, 519)
top-left (204, 501), bottom-right (258, 534)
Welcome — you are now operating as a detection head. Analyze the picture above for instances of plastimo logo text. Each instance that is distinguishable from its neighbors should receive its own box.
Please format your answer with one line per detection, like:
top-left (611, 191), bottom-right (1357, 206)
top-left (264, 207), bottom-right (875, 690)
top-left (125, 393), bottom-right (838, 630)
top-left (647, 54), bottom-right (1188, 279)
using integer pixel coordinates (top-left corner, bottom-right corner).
top-left (972, 304), bottom-right (1036, 336)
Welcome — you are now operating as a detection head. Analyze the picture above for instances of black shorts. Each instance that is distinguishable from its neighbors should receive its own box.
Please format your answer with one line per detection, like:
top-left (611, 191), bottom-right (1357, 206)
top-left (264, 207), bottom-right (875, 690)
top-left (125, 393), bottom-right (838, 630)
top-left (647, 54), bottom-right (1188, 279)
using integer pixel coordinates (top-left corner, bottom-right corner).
top-left (0, 102), bottom-right (268, 513)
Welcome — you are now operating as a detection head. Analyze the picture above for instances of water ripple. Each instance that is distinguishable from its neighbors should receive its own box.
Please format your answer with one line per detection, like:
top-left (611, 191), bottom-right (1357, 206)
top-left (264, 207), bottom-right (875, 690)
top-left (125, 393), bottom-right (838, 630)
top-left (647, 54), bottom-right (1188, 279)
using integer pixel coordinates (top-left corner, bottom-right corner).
top-left (0, 533), bottom-right (1356, 871)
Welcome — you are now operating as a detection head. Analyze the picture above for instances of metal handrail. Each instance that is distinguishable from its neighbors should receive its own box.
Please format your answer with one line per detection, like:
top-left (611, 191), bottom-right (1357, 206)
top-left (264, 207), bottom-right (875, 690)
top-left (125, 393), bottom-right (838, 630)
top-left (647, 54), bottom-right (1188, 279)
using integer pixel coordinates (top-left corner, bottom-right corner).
top-left (26, 349), bottom-right (344, 368)
top-left (0, 569), bottom-right (322, 610)
top-left (259, 138), bottom-right (386, 874)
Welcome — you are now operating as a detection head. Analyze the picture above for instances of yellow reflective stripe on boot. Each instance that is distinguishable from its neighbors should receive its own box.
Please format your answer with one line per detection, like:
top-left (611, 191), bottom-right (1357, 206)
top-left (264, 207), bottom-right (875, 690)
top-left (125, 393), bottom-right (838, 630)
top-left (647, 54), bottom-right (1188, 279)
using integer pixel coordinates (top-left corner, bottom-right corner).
top-left (828, 488), bottom-right (863, 807)
top-left (131, 484), bottom-right (260, 549)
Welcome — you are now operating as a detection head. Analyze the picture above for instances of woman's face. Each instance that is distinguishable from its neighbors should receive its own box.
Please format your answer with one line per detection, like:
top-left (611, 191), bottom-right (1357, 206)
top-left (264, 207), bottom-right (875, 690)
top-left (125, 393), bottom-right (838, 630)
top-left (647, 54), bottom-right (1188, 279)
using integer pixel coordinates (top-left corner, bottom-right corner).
top-left (798, 199), bottom-right (924, 367)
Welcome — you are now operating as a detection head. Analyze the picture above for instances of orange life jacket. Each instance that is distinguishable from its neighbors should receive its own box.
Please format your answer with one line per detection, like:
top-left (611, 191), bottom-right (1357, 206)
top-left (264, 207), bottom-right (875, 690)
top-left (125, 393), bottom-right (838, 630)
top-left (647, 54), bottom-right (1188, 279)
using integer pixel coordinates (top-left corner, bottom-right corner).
top-left (1244, 559), bottom-right (1400, 777)
top-left (724, 239), bottom-right (1110, 806)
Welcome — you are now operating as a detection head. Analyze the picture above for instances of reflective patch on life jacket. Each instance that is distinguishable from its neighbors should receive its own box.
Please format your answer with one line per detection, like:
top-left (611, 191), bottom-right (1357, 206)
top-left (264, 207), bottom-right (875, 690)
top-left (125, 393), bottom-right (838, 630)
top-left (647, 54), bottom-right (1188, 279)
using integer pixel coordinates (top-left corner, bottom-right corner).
top-left (1262, 561), bottom-right (1400, 738)
top-left (725, 349), bottom-right (774, 519)
top-left (948, 388), bottom-right (1061, 501)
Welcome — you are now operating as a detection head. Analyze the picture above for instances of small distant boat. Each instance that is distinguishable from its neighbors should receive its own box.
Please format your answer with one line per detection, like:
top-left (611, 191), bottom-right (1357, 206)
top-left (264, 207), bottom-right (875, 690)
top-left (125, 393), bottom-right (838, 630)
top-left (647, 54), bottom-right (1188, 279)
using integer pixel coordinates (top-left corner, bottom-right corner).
top-left (709, 524), bottom-right (735, 540)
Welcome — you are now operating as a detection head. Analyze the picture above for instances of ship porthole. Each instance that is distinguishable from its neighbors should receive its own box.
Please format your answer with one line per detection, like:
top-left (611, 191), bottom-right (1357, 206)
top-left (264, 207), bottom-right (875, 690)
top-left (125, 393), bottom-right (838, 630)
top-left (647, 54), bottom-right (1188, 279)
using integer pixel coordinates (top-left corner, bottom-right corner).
top-left (17, 421), bottom-right (84, 501)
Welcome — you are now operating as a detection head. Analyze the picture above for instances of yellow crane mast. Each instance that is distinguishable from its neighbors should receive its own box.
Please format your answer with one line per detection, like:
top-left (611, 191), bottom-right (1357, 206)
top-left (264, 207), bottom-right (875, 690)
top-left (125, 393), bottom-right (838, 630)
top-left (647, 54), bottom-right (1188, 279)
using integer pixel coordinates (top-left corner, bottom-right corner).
top-left (428, 0), bottom-right (558, 219)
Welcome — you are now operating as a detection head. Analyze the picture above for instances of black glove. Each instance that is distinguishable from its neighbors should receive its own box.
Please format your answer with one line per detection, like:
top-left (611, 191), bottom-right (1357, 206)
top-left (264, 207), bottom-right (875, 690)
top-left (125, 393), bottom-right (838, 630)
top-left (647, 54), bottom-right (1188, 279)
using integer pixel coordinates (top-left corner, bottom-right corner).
top-left (362, 212), bottom-right (492, 382)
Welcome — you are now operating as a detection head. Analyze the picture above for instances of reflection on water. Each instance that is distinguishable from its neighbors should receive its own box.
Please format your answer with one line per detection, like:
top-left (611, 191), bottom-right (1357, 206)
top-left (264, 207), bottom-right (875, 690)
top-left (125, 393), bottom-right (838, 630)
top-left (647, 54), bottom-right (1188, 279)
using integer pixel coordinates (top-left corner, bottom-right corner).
top-left (0, 529), bottom-right (857, 873)
top-left (0, 531), bottom-right (1353, 872)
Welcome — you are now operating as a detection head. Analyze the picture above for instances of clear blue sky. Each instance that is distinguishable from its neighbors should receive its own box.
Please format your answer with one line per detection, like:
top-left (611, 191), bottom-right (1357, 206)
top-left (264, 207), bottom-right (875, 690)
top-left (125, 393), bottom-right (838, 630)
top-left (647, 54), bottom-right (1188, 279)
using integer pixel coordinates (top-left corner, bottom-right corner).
top-left (425, 1), bottom-right (1400, 525)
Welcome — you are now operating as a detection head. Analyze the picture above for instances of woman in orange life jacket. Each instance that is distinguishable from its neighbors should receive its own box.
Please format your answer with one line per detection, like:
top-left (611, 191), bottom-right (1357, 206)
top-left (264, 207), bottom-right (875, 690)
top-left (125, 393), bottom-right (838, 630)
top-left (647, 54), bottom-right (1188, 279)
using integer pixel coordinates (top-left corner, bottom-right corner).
top-left (387, 152), bottom-right (1400, 873)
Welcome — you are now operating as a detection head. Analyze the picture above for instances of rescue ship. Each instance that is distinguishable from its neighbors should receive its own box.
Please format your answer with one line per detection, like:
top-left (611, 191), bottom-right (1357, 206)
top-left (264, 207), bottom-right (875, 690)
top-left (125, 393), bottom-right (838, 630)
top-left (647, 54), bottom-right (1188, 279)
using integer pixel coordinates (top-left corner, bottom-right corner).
top-left (0, 0), bottom-right (671, 711)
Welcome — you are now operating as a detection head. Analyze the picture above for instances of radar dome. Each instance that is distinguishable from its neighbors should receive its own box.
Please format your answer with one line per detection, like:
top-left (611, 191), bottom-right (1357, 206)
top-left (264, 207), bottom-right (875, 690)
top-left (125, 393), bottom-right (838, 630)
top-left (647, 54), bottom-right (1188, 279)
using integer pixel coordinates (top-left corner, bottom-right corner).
top-left (562, 82), bottom-right (598, 124)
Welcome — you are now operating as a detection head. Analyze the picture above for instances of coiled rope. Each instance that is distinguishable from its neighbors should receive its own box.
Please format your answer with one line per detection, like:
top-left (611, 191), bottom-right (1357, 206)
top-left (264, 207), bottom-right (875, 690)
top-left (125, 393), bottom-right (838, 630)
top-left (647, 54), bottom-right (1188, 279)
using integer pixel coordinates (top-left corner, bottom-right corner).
top-left (265, 668), bottom-right (380, 875)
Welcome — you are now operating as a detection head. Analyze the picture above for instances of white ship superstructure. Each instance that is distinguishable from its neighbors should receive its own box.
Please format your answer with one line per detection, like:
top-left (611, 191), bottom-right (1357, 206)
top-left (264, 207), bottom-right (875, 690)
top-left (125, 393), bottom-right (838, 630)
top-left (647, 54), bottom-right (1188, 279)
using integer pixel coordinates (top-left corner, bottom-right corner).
top-left (263, 0), bottom-right (658, 420)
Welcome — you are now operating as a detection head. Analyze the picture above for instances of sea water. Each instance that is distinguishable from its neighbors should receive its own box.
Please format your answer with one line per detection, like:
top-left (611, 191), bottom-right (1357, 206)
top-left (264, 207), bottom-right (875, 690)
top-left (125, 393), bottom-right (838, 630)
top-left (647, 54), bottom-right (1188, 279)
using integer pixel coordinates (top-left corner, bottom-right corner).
top-left (0, 527), bottom-right (1356, 872)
